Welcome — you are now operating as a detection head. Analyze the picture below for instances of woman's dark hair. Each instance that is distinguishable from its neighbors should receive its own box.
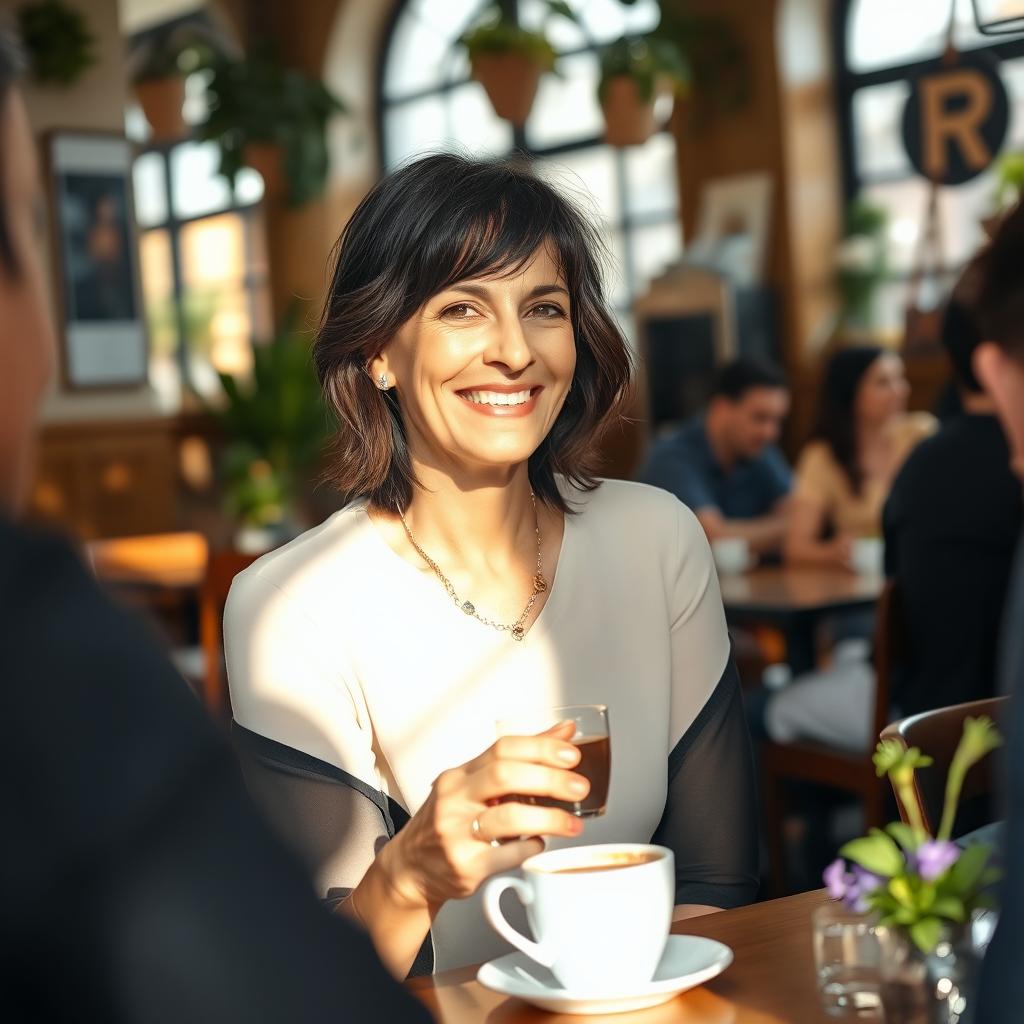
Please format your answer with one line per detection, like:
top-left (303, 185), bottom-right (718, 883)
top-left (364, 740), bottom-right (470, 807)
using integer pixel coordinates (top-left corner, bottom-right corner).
top-left (0, 31), bottom-right (26, 277)
top-left (314, 153), bottom-right (634, 514)
top-left (812, 345), bottom-right (885, 495)
top-left (710, 356), bottom-right (787, 402)
top-left (974, 201), bottom-right (1024, 362)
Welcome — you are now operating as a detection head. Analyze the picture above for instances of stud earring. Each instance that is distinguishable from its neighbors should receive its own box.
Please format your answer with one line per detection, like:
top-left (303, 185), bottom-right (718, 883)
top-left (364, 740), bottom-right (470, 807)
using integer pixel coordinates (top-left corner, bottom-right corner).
top-left (377, 373), bottom-right (389, 391)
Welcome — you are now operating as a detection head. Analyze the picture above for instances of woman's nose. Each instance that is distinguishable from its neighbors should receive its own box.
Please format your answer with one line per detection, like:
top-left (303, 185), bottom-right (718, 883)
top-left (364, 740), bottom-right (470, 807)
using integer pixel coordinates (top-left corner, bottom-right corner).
top-left (484, 318), bottom-right (533, 374)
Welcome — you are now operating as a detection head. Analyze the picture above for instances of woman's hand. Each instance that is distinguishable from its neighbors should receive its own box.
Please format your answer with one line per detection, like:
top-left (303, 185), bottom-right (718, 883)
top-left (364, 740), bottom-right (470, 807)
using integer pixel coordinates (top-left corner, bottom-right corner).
top-left (378, 721), bottom-right (589, 912)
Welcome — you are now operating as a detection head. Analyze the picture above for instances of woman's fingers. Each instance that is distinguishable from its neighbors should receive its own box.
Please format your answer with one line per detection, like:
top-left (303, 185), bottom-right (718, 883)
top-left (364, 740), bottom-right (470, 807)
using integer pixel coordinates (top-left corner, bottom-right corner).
top-left (477, 800), bottom-right (584, 841)
top-left (469, 758), bottom-right (590, 804)
top-left (478, 836), bottom-right (546, 875)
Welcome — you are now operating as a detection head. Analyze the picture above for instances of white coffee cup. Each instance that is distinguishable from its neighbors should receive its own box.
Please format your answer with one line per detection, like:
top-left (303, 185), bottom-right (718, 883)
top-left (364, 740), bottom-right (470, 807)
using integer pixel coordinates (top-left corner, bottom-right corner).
top-left (482, 843), bottom-right (674, 994)
top-left (851, 537), bottom-right (884, 575)
top-left (711, 537), bottom-right (751, 575)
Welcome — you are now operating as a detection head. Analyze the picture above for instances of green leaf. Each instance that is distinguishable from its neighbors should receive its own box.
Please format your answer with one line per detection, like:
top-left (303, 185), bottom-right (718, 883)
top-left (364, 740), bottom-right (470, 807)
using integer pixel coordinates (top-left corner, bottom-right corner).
top-left (948, 843), bottom-right (989, 893)
top-left (888, 876), bottom-right (916, 909)
top-left (839, 831), bottom-right (904, 877)
top-left (886, 822), bottom-right (919, 852)
top-left (910, 917), bottom-right (943, 954)
top-left (930, 896), bottom-right (965, 922)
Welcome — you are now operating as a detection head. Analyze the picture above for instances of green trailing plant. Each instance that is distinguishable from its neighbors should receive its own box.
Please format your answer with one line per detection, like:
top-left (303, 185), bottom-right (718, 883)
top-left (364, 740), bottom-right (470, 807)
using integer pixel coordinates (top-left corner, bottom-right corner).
top-left (210, 310), bottom-right (332, 528)
top-left (836, 196), bottom-right (888, 329)
top-left (17, 0), bottom-right (96, 86)
top-left (993, 150), bottom-right (1024, 210)
top-left (597, 34), bottom-right (689, 104)
top-left (825, 717), bottom-right (1003, 955)
top-left (459, 0), bottom-right (578, 71)
top-left (196, 48), bottom-right (345, 207)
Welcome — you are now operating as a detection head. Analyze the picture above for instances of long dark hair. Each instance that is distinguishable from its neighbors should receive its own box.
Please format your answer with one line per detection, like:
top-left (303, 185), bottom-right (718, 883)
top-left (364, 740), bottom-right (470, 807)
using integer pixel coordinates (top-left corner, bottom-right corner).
top-left (812, 346), bottom-right (885, 495)
top-left (314, 153), bottom-right (634, 515)
top-left (0, 32), bottom-right (26, 277)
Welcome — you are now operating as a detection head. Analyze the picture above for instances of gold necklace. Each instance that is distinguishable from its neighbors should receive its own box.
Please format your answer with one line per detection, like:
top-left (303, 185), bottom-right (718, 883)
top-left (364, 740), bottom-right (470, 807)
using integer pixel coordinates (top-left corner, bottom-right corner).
top-left (399, 494), bottom-right (548, 642)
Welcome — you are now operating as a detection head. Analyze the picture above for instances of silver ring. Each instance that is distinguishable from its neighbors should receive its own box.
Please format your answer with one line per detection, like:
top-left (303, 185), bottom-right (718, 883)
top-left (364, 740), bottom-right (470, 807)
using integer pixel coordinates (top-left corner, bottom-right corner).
top-left (471, 815), bottom-right (502, 848)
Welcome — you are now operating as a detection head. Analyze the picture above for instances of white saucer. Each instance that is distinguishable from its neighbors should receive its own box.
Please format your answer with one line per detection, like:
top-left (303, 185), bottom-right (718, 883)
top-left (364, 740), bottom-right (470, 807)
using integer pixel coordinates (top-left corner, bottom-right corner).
top-left (476, 934), bottom-right (733, 1015)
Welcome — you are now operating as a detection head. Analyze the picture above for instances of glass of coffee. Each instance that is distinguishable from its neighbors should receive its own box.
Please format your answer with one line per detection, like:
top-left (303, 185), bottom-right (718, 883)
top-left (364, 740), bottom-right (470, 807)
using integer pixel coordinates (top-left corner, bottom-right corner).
top-left (496, 704), bottom-right (610, 818)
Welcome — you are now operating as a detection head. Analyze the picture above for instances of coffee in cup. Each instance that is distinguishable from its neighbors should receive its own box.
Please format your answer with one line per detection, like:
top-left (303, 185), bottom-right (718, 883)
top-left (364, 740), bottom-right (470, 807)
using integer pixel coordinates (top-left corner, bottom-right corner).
top-left (483, 843), bottom-right (674, 993)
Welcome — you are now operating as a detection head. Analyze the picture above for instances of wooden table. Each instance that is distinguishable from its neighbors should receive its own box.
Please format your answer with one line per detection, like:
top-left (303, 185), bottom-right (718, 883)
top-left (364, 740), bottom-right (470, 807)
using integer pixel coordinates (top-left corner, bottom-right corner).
top-left (409, 889), bottom-right (838, 1023)
top-left (86, 531), bottom-right (208, 590)
top-left (720, 566), bottom-right (884, 675)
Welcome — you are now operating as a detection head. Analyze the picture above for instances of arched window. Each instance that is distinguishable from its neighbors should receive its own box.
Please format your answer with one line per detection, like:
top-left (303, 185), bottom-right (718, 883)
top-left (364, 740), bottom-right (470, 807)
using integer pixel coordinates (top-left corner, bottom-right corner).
top-left (379, 0), bottom-right (682, 335)
top-left (836, 0), bottom-right (1024, 329)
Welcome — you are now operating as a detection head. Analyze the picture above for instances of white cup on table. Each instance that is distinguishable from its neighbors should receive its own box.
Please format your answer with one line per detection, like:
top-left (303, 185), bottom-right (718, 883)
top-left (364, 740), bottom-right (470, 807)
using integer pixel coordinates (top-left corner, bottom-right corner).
top-left (482, 843), bottom-right (674, 994)
top-left (711, 537), bottom-right (752, 576)
top-left (850, 538), bottom-right (883, 576)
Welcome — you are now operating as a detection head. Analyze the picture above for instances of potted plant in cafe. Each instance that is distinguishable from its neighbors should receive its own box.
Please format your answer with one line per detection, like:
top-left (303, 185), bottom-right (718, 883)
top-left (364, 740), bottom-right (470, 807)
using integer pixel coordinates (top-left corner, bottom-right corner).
top-left (16, 0), bottom-right (96, 87)
top-left (196, 47), bottom-right (345, 207)
top-left (460, 0), bottom-right (577, 128)
top-left (597, 34), bottom-right (688, 147)
top-left (129, 26), bottom-right (198, 142)
top-left (210, 311), bottom-right (332, 553)
top-left (822, 716), bottom-right (1003, 1022)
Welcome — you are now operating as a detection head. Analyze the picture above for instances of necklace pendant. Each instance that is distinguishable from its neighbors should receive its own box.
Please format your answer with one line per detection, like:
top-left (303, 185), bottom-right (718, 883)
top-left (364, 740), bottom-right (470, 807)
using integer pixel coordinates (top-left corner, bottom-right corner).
top-left (533, 573), bottom-right (548, 594)
top-left (511, 624), bottom-right (526, 641)
top-left (461, 600), bottom-right (476, 616)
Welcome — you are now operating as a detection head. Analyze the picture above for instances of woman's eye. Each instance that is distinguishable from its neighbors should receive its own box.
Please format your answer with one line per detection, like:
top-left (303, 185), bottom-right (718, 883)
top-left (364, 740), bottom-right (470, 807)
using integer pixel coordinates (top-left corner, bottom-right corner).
top-left (441, 303), bottom-right (478, 319)
top-left (529, 303), bottom-right (566, 319)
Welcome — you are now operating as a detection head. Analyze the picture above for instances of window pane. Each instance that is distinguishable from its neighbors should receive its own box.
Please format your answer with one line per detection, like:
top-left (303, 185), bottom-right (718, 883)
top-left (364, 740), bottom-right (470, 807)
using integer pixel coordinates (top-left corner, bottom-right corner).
top-left (384, 4), bottom-right (467, 99)
top-left (447, 82), bottom-right (515, 155)
top-left (605, 228), bottom-right (630, 308)
top-left (520, 0), bottom-right (660, 50)
top-left (628, 220), bottom-right (682, 298)
top-left (138, 229), bottom-right (181, 406)
top-left (179, 213), bottom-right (255, 395)
top-left (171, 141), bottom-right (232, 219)
top-left (133, 152), bottom-right (168, 228)
top-left (848, 0), bottom-right (1024, 73)
top-left (623, 133), bottom-right (678, 219)
top-left (234, 167), bottom-right (265, 206)
top-left (384, 95), bottom-right (448, 169)
top-left (526, 51), bottom-right (603, 149)
top-left (535, 147), bottom-right (620, 224)
top-left (851, 81), bottom-right (912, 180)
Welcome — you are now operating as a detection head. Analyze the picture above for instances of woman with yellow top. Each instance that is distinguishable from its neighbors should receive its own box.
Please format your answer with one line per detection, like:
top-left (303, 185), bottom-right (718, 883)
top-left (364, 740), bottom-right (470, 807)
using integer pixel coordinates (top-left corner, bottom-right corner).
top-left (785, 346), bottom-right (936, 567)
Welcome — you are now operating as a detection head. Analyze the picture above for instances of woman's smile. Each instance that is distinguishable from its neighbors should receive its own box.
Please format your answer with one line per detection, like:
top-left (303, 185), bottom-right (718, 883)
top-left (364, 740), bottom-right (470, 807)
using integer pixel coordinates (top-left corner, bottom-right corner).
top-left (455, 384), bottom-right (543, 418)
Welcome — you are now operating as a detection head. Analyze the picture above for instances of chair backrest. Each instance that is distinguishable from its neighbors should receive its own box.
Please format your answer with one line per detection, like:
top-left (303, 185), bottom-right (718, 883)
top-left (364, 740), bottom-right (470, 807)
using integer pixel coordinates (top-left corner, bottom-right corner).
top-left (879, 696), bottom-right (1009, 836)
top-left (871, 578), bottom-right (905, 744)
top-left (198, 550), bottom-right (259, 716)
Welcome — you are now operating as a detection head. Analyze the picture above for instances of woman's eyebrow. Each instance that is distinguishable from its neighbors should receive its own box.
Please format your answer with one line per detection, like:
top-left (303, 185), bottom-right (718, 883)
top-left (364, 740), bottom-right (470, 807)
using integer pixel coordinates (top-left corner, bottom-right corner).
top-left (441, 282), bottom-right (569, 300)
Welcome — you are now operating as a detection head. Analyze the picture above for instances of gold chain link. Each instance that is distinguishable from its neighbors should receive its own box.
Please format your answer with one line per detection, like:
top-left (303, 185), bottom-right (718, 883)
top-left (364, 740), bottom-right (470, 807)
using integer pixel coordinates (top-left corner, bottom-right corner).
top-left (399, 494), bottom-right (547, 642)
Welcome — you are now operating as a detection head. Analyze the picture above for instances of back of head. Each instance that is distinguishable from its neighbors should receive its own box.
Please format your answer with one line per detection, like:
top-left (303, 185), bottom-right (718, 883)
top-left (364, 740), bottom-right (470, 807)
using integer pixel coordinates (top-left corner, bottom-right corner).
top-left (710, 357), bottom-right (787, 403)
top-left (974, 201), bottom-right (1024, 362)
top-left (940, 293), bottom-right (984, 394)
top-left (0, 30), bottom-right (26, 275)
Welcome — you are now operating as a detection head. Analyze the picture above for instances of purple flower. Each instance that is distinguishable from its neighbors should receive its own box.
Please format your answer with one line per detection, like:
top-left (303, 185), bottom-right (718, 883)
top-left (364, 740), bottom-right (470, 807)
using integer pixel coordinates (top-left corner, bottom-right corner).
top-left (824, 857), bottom-right (849, 900)
top-left (913, 840), bottom-right (960, 881)
top-left (847, 866), bottom-right (884, 913)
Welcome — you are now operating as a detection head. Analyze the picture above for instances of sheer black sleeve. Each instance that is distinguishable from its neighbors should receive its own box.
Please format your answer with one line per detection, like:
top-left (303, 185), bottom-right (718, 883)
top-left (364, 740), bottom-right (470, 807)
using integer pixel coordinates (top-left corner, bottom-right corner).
top-left (651, 656), bottom-right (760, 909)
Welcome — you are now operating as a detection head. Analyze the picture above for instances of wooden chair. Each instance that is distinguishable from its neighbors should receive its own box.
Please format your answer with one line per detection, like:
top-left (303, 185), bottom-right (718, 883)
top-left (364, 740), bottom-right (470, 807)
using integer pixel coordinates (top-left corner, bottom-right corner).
top-left (879, 696), bottom-right (1008, 836)
top-left (198, 550), bottom-right (260, 719)
top-left (761, 579), bottom-right (903, 896)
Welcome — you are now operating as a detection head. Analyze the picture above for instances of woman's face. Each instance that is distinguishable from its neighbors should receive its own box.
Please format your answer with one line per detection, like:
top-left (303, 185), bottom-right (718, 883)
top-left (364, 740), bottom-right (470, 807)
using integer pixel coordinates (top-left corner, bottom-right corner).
top-left (0, 89), bottom-right (57, 515)
top-left (373, 244), bottom-right (577, 477)
top-left (854, 353), bottom-right (909, 425)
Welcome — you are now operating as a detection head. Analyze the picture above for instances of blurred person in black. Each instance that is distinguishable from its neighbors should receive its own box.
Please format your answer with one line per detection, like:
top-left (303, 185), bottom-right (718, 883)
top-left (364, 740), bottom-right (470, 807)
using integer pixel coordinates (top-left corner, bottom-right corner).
top-left (966, 202), bottom-right (1024, 1022)
top-left (882, 285), bottom-right (1022, 719)
top-left (0, 32), bottom-right (429, 1024)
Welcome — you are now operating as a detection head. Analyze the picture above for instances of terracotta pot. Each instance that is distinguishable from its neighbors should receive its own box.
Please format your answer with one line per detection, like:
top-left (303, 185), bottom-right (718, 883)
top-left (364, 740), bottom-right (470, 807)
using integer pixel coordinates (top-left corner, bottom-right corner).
top-left (471, 52), bottom-right (544, 127)
top-left (134, 76), bottom-right (187, 141)
top-left (601, 75), bottom-right (657, 147)
top-left (243, 142), bottom-right (286, 203)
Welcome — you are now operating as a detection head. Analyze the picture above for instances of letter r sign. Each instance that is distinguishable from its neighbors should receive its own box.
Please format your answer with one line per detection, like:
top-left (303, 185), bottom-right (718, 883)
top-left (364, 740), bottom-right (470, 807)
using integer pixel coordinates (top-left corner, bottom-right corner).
top-left (901, 52), bottom-right (1009, 185)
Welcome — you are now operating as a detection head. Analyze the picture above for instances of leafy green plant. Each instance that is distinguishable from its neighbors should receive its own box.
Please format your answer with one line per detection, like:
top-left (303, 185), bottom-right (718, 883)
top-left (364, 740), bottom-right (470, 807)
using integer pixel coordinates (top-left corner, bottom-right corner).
top-left (459, 0), bottom-right (577, 71)
top-left (825, 717), bottom-right (1003, 954)
top-left (17, 0), bottom-right (96, 86)
top-left (994, 151), bottom-right (1024, 210)
top-left (598, 35), bottom-right (689, 104)
top-left (195, 48), bottom-right (345, 207)
top-left (836, 196), bottom-right (888, 329)
top-left (210, 311), bottom-right (332, 528)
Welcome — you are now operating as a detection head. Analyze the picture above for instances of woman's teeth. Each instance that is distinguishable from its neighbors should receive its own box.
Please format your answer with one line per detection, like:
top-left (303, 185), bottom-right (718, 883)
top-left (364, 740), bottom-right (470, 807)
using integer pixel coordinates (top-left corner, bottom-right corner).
top-left (463, 390), bottom-right (533, 407)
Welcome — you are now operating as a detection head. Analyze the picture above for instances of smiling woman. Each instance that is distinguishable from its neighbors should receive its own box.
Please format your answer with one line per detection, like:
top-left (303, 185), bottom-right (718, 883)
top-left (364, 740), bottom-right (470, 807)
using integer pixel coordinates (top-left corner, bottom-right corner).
top-left (224, 154), bottom-right (758, 984)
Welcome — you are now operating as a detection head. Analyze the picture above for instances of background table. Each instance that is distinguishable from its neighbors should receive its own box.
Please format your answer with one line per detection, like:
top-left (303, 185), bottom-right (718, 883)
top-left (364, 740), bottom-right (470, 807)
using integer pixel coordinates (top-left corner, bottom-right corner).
top-left (86, 531), bottom-right (208, 591)
top-left (720, 566), bottom-right (884, 675)
top-left (409, 889), bottom-right (839, 1023)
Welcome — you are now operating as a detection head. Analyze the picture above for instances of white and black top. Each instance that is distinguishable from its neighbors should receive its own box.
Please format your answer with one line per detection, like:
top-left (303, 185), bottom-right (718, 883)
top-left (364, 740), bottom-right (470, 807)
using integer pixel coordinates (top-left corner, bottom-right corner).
top-left (225, 479), bottom-right (758, 974)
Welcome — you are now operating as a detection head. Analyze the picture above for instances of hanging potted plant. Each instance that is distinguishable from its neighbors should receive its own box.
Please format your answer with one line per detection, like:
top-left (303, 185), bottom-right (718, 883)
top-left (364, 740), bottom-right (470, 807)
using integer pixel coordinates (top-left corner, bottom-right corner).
top-left (130, 27), bottom-right (194, 141)
top-left (196, 48), bottom-right (345, 207)
top-left (16, 0), bottom-right (96, 87)
top-left (598, 35), bottom-right (688, 147)
top-left (460, 0), bottom-right (577, 128)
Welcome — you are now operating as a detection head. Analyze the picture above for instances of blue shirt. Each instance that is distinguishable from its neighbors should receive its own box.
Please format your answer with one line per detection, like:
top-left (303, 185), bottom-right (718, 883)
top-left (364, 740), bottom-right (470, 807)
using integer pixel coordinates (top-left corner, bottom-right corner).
top-left (638, 416), bottom-right (792, 517)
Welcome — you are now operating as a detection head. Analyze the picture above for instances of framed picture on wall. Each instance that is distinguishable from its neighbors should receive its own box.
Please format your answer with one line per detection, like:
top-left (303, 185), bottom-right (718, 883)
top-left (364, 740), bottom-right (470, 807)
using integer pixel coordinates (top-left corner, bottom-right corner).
top-left (46, 131), bottom-right (148, 389)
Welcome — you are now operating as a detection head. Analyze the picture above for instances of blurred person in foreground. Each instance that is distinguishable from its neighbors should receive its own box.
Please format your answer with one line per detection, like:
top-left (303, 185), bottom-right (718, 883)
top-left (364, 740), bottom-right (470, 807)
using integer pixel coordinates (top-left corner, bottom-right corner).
top-left (0, 33), bottom-right (429, 1023)
top-left (638, 357), bottom-right (793, 556)
top-left (968, 202), bottom-right (1024, 1022)
top-left (883, 286), bottom-right (1022, 720)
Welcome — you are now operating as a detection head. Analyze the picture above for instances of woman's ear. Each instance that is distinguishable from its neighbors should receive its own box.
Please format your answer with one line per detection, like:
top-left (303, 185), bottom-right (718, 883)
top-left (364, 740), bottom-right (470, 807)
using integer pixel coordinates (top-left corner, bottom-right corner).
top-left (368, 353), bottom-right (392, 390)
